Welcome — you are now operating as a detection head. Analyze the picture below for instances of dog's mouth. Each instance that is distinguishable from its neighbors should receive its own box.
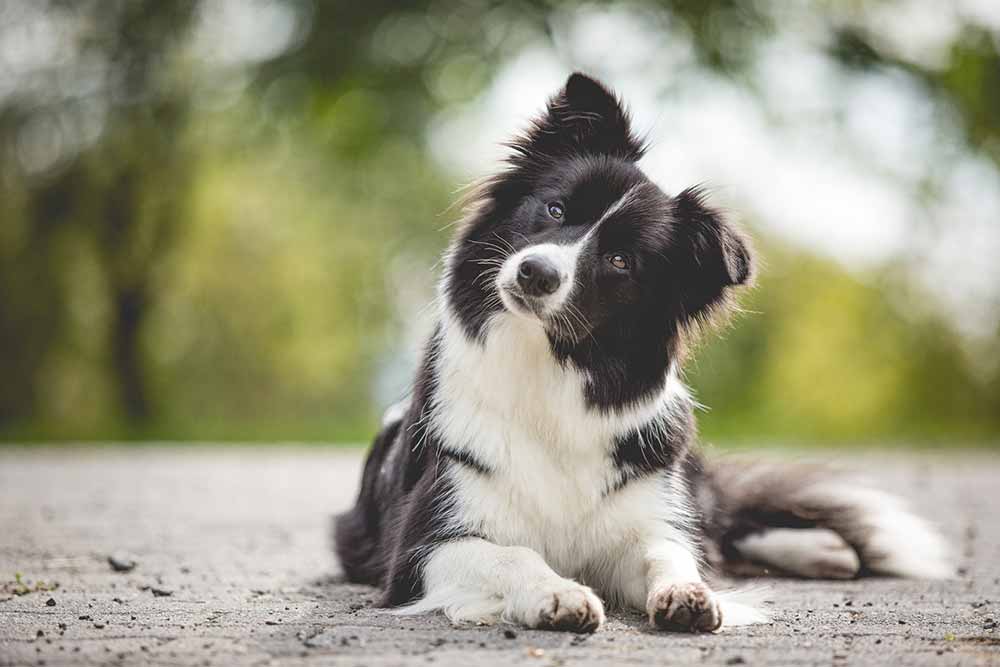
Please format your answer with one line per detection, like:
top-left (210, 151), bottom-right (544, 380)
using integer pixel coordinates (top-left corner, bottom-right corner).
top-left (499, 285), bottom-right (541, 318)
top-left (497, 282), bottom-right (592, 343)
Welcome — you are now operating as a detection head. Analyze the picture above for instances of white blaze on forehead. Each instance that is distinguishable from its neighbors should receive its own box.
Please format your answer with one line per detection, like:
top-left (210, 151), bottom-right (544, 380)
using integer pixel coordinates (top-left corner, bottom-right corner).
top-left (495, 185), bottom-right (644, 315)
top-left (583, 184), bottom-right (644, 244)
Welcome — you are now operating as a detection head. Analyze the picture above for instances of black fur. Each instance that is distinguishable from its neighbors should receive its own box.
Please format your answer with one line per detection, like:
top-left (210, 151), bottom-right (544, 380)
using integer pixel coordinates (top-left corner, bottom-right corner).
top-left (335, 332), bottom-right (484, 605)
top-left (336, 72), bottom-right (755, 606)
top-left (607, 410), bottom-right (696, 496)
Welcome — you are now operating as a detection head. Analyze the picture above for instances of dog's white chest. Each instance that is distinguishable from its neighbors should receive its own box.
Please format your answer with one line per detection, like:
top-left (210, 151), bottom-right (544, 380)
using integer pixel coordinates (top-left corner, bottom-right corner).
top-left (430, 311), bottom-right (674, 578)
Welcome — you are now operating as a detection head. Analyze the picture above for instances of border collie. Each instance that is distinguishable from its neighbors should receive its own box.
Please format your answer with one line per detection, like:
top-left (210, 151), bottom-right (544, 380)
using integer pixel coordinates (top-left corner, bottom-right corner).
top-left (335, 73), bottom-right (951, 633)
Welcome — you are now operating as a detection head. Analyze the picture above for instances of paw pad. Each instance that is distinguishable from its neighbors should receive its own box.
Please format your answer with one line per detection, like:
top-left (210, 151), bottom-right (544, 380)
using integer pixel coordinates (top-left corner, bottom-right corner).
top-left (648, 582), bottom-right (722, 633)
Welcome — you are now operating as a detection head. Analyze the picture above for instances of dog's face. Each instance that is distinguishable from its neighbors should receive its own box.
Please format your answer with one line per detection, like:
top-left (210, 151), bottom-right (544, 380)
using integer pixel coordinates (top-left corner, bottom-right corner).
top-left (446, 73), bottom-right (752, 357)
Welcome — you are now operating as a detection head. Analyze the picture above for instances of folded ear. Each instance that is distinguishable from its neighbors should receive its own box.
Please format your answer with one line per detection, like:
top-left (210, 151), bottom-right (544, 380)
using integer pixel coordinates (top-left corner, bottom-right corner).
top-left (509, 72), bottom-right (645, 163)
top-left (669, 186), bottom-right (753, 321)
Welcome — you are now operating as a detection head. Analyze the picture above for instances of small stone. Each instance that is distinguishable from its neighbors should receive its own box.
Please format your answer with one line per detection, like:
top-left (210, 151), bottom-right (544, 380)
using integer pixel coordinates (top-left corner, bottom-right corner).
top-left (503, 629), bottom-right (517, 639)
top-left (45, 598), bottom-right (56, 607)
top-left (36, 629), bottom-right (44, 638)
top-left (265, 620), bottom-right (278, 626)
top-left (726, 658), bottom-right (746, 665)
top-left (108, 553), bottom-right (137, 573)
top-left (78, 615), bottom-right (90, 621)
top-left (93, 621), bottom-right (106, 629)
top-left (528, 647), bottom-right (545, 658)
top-left (150, 587), bottom-right (173, 597)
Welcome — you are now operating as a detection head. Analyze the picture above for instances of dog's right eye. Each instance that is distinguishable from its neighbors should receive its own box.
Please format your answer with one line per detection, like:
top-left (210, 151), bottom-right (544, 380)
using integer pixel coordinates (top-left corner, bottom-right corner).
top-left (546, 203), bottom-right (564, 220)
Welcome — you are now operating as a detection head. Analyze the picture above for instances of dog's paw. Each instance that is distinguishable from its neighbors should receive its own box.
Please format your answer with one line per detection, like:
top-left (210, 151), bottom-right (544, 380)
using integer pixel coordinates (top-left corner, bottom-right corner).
top-left (647, 582), bottom-right (722, 633)
top-left (521, 582), bottom-right (605, 633)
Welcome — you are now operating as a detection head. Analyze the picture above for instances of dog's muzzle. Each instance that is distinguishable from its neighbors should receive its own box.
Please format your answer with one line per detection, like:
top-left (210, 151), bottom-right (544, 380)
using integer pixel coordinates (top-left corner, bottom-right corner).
top-left (516, 255), bottom-right (562, 297)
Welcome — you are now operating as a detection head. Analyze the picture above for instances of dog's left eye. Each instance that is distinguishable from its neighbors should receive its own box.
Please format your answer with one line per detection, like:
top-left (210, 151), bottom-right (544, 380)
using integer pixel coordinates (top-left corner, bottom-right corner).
top-left (608, 253), bottom-right (630, 271)
top-left (547, 203), bottom-right (564, 220)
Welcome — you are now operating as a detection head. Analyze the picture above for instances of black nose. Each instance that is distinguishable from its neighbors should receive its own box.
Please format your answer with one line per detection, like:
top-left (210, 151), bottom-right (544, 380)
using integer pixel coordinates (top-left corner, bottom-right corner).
top-left (517, 255), bottom-right (561, 296)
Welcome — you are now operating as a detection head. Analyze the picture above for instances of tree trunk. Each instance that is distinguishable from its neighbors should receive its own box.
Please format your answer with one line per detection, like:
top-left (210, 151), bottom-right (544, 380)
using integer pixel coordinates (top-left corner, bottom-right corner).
top-left (110, 283), bottom-right (150, 422)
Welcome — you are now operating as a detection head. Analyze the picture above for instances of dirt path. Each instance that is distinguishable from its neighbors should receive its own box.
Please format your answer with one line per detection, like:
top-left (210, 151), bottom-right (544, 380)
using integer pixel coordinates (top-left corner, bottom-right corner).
top-left (1, 446), bottom-right (998, 666)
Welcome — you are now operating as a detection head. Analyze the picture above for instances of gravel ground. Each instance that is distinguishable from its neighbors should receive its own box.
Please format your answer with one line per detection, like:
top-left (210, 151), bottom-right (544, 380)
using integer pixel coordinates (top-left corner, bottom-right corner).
top-left (0, 446), bottom-right (998, 666)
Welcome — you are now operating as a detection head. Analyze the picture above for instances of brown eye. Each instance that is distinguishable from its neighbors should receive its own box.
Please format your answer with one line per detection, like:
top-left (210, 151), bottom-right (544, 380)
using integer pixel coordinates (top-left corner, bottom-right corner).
top-left (547, 202), bottom-right (564, 220)
top-left (609, 253), bottom-right (630, 271)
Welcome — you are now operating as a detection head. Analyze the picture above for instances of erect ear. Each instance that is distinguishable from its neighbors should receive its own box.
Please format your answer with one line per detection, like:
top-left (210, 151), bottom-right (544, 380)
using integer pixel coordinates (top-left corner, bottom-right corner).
top-left (510, 72), bottom-right (645, 162)
top-left (669, 186), bottom-right (753, 321)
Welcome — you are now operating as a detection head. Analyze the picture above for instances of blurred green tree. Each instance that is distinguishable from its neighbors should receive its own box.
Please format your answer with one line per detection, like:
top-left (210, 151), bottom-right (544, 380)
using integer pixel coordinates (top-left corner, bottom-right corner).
top-left (0, 0), bottom-right (997, 443)
top-left (1, 1), bottom-right (199, 424)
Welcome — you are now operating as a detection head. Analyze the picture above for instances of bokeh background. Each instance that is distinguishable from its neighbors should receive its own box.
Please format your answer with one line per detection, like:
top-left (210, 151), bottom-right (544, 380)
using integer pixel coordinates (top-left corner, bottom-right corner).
top-left (1, 0), bottom-right (998, 446)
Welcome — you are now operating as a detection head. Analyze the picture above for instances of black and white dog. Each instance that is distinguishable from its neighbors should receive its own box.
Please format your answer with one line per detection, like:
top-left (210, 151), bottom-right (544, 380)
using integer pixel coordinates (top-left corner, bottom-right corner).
top-left (336, 73), bottom-right (951, 633)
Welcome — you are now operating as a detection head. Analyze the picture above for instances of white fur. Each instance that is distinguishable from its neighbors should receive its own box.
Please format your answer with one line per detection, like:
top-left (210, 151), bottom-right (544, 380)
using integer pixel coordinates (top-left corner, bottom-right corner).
top-left (733, 528), bottom-right (861, 579)
top-left (715, 589), bottom-right (772, 626)
top-left (399, 295), bottom-right (762, 630)
top-left (399, 539), bottom-right (605, 630)
top-left (381, 398), bottom-right (410, 426)
top-left (496, 242), bottom-right (580, 314)
top-left (799, 483), bottom-right (953, 579)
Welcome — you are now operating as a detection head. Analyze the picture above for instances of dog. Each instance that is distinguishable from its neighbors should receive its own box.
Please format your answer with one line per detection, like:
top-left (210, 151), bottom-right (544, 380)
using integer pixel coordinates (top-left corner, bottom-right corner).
top-left (335, 72), bottom-right (951, 633)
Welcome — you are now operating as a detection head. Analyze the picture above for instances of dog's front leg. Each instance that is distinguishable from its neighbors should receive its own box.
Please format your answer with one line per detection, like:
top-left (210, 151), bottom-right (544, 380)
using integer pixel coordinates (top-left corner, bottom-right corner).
top-left (414, 538), bottom-right (605, 633)
top-left (644, 540), bottom-right (722, 633)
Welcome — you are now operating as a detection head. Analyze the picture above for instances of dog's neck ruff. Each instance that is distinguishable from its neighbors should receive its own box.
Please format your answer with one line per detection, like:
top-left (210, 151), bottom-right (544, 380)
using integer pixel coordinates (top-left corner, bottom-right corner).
top-left (428, 297), bottom-right (692, 458)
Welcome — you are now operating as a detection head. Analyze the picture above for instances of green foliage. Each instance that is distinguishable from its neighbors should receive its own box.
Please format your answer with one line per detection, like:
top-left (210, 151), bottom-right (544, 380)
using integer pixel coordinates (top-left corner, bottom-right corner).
top-left (689, 243), bottom-right (1000, 444)
top-left (0, 1), bottom-right (998, 445)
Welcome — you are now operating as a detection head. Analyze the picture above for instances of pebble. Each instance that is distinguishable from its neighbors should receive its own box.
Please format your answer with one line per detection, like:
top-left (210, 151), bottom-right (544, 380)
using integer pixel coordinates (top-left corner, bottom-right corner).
top-left (45, 598), bottom-right (55, 607)
top-left (108, 552), bottom-right (137, 573)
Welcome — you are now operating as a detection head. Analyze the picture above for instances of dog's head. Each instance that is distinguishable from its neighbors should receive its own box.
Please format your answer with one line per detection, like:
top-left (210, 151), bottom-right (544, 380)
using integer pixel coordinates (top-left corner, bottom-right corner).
top-left (445, 73), bottom-right (752, 381)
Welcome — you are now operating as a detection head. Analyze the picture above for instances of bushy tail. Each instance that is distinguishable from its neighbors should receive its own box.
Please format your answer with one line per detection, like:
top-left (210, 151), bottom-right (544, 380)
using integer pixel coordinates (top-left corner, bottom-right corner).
top-left (700, 457), bottom-right (953, 580)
